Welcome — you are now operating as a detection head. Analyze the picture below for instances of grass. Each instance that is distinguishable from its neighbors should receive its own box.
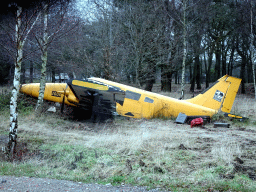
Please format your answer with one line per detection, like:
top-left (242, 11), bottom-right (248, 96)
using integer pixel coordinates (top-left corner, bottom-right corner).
top-left (0, 85), bottom-right (256, 191)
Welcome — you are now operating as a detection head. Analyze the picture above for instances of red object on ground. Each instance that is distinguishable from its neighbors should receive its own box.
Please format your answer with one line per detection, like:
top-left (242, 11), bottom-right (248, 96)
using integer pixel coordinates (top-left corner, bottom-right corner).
top-left (190, 118), bottom-right (203, 128)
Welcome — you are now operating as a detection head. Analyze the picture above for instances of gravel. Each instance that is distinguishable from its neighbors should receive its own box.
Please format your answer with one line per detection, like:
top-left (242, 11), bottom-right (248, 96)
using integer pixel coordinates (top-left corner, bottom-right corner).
top-left (0, 176), bottom-right (168, 192)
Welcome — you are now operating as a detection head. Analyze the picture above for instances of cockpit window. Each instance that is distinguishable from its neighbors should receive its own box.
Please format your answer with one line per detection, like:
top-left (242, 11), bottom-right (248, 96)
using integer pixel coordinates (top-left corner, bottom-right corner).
top-left (144, 97), bottom-right (154, 103)
top-left (125, 90), bottom-right (141, 101)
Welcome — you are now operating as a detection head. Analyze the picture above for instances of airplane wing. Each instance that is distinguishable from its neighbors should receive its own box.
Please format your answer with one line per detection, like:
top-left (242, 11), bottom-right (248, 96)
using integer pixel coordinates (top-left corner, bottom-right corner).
top-left (67, 78), bottom-right (125, 120)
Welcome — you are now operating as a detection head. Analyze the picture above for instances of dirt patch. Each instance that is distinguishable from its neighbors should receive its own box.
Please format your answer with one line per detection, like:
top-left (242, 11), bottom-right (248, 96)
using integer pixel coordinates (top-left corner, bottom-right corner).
top-left (0, 139), bottom-right (42, 162)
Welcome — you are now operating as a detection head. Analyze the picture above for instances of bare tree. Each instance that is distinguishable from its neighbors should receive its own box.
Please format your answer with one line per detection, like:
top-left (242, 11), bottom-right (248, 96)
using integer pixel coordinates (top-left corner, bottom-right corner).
top-left (0, 0), bottom-right (75, 156)
top-left (250, 0), bottom-right (256, 99)
top-left (34, 1), bottom-right (78, 112)
top-left (180, 0), bottom-right (188, 99)
top-left (35, 2), bottom-right (49, 112)
top-left (5, 5), bottom-right (40, 155)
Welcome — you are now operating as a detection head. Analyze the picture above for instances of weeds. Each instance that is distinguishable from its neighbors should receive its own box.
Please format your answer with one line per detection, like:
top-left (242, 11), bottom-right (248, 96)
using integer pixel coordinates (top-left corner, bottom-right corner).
top-left (0, 90), bottom-right (35, 116)
top-left (0, 90), bottom-right (256, 191)
top-left (0, 92), bottom-right (11, 111)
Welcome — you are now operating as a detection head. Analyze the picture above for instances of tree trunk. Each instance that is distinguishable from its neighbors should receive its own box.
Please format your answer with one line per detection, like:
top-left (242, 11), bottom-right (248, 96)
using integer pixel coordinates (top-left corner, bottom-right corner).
top-left (204, 45), bottom-right (213, 88)
top-left (206, 52), bottom-right (213, 88)
top-left (190, 62), bottom-right (196, 92)
top-left (126, 74), bottom-right (131, 84)
top-left (175, 71), bottom-right (178, 84)
top-left (59, 73), bottom-right (62, 83)
top-left (135, 55), bottom-right (141, 87)
top-left (8, 64), bottom-right (14, 86)
top-left (195, 55), bottom-right (201, 89)
top-left (21, 62), bottom-right (26, 84)
top-left (30, 61), bottom-right (33, 83)
top-left (8, 6), bottom-right (23, 155)
top-left (221, 41), bottom-right (227, 76)
top-left (52, 68), bottom-right (55, 83)
top-left (228, 46), bottom-right (235, 76)
top-left (250, 0), bottom-right (256, 98)
top-left (240, 55), bottom-right (246, 94)
top-left (252, 54), bottom-right (256, 98)
top-left (36, 3), bottom-right (49, 113)
top-left (161, 71), bottom-right (172, 92)
top-left (8, 6), bottom-right (40, 155)
top-left (180, 1), bottom-right (187, 99)
top-left (215, 43), bottom-right (221, 80)
top-left (144, 62), bottom-right (156, 92)
top-left (247, 59), bottom-right (253, 83)
top-left (103, 47), bottom-right (111, 80)
top-left (145, 79), bottom-right (155, 92)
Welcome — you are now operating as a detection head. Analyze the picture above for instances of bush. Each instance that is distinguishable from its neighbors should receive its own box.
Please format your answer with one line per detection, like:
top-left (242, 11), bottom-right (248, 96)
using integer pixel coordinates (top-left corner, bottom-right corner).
top-left (17, 95), bottom-right (36, 115)
top-left (0, 91), bottom-right (35, 114)
top-left (0, 92), bottom-right (11, 111)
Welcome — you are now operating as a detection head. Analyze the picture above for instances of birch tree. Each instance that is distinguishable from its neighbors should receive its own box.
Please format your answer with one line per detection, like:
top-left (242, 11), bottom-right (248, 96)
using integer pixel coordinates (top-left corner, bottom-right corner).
top-left (8, 6), bottom-right (40, 155)
top-left (35, 2), bottom-right (49, 113)
top-left (35, 1), bottom-right (77, 112)
top-left (180, 0), bottom-right (187, 99)
top-left (164, 0), bottom-right (189, 98)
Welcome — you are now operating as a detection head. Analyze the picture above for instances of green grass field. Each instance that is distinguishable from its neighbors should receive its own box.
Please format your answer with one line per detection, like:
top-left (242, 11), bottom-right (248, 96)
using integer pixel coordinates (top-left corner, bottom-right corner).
top-left (0, 84), bottom-right (256, 191)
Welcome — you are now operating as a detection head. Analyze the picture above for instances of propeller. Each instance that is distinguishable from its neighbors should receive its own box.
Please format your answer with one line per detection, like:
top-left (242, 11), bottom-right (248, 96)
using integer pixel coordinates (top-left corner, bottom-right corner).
top-left (61, 84), bottom-right (68, 113)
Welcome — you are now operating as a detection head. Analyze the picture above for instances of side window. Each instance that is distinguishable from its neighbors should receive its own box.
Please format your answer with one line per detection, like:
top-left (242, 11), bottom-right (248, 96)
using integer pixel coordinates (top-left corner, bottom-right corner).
top-left (126, 90), bottom-right (141, 101)
top-left (144, 97), bottom-right (154, 103)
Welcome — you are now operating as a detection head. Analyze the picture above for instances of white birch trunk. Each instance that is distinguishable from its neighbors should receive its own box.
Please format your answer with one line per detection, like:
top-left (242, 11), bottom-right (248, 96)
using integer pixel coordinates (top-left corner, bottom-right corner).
top-left (180, 1), bottom-right (187, 100)
top-left (8, 6), bottom-right (23, 153)
top-left (36, 3), bottom-right (49, 112)
top-left (7, 7), bottom-right (40, 154)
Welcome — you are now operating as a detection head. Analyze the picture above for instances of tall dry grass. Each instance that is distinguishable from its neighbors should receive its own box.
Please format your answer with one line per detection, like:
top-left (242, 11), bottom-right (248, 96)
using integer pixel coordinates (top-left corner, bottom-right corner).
top-left (1, 84), bottom-right (256, 191)
top-left (231, 95), bottom-right (256, 120)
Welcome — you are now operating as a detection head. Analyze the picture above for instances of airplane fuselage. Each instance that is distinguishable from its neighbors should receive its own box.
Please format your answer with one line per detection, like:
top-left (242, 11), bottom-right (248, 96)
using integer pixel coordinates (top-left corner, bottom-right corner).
top-left (89, 78), bottom-right (216, 119)
top-left (20, 75), bottom-right (241, 120)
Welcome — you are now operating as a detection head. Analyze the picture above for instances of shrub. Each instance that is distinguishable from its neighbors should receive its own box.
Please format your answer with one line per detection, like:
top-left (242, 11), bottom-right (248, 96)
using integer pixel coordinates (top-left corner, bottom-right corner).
top-left (0, 92), bottom-right (11, 111)
top-left (0, 91), bottom-right (35, 115)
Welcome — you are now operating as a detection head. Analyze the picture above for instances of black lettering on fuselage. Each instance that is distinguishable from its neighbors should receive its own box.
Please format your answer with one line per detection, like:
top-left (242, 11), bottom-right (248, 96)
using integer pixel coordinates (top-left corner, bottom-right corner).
top-left (52, 91), bottom-right (61, 97)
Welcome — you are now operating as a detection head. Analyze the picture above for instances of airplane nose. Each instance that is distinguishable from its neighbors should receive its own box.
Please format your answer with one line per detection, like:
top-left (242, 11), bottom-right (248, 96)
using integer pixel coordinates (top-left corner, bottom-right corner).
top-left (18, 83), bottom-right (40, 97)
top-left (19, 84), bottom-right (23, 92)
top-left (19, 84), bottom-right (25, 93)
top-left (19, 83), bottom-right (29, 94)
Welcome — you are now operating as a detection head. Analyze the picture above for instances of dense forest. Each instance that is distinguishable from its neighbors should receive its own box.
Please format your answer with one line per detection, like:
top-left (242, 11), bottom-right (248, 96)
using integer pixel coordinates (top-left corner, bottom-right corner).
top-left (1, 0), bottom-right (256, 94)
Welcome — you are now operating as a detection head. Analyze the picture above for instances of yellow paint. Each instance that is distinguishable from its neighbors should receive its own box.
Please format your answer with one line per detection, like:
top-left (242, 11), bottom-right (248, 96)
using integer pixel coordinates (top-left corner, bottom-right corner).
top-left (72, 80), bottom-right (109, 91)
top-left (20, 75), bottom-right (241, 120)
top-left (19, 83), bottom-right (77, 106)
top-left (90, 75), bottom-right (241, 119)
top-left (227, 114), bottom-right (242, 119)
top-left (187, 75), bottom-right (241, 113)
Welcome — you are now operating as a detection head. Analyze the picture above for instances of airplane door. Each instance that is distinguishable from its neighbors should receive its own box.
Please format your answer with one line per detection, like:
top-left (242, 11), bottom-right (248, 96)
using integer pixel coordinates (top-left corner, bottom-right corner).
top-left (121, 90), bottom-right (142, 118)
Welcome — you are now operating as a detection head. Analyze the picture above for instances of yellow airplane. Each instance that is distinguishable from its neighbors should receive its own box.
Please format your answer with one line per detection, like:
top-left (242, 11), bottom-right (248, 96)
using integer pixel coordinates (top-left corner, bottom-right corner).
top-left (19, 75), bottom-right (241, 121)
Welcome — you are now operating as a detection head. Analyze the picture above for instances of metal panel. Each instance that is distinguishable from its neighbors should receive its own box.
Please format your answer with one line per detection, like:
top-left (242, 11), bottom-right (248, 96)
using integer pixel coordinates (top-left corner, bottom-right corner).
top-left (126, 90), bottom-right (141, 101)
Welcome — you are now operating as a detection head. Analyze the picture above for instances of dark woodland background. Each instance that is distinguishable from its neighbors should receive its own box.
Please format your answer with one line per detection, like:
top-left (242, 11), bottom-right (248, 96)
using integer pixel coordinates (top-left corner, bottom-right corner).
top-left (1, 0), bottom-right (256, 94)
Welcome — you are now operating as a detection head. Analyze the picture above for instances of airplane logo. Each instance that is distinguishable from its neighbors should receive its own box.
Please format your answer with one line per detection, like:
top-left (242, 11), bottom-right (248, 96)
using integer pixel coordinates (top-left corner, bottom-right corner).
top-left (213, 90), bottom-right (224, 102)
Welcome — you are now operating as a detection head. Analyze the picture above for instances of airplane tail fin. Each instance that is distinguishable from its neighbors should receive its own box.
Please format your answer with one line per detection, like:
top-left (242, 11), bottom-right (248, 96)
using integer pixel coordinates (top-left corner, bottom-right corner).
top-left (187, 75), bottom-right (241, 113)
